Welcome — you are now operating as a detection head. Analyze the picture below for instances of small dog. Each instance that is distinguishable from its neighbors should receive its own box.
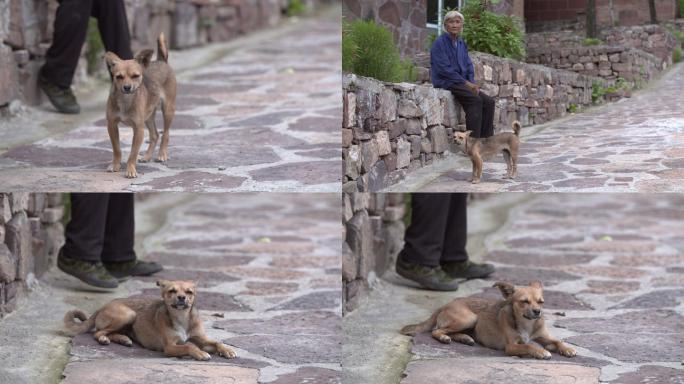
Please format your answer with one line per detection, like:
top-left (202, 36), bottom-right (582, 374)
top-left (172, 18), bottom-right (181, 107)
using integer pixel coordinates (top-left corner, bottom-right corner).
top-left (104, 33), bottom-right (177, 178)
top-left (453, 121), bottom-right (521, 184)
top-left (400, 281), bottom-right (576, 360)
top-left (64, 280), bottom-right (236, 361)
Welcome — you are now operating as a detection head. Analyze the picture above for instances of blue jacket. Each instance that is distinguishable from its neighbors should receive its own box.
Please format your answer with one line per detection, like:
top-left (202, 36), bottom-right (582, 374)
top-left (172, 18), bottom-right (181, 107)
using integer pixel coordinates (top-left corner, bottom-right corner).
top-left (430, 33), bottom-right (475, 89)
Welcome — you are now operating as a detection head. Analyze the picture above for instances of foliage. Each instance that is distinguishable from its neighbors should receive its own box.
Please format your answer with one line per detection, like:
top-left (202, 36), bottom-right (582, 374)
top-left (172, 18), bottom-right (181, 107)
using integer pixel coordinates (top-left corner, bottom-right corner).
top-left (674, 47), bottom-right (683, 63)
top-left (567, 104), bottom-right (579, 113)
top-left (679, 0), bottom-right (684, 18)
top-left (86, 18), bottom-right (104, 75)
top-left (426, 32), bottom-right (438, 51)
top-left (581, 38), bottom-right (602, 46)
top-left (342, 20), bottom-right (416, 83)
top-left (286, 0), bottom-right (307, 17)
top-left (592, 78), bottom-right (631, 103)
top-left (447, 0), bottom-right (525, 60)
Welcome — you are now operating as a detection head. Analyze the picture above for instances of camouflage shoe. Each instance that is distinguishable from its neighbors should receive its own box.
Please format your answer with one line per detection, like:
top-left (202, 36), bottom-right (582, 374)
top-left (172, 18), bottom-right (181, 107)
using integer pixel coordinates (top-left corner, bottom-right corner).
top-left (396, 256), bottom-right (460, 291)
top-left (57, 251), bottom-right (118, 289)
top-left (104, 259), bottom-right (163, 281)
top-left (38, 73), bottom-right (80, 114)
top-left (441, 260), bottom-right (495, 279)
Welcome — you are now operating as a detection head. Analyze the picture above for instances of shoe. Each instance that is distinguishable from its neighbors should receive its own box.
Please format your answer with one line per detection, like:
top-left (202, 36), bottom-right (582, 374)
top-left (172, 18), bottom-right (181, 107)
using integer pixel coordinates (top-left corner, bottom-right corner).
top-left (104, 259), bottom-right (163, 281)
top-left (38, 71), bottom-right (80, 114)
top-left (441, 260), bottom-right (495, 279)
top-left (57, 250), bottom-right (119, 289)
top-left (396, 255), bottom-right (460, 291)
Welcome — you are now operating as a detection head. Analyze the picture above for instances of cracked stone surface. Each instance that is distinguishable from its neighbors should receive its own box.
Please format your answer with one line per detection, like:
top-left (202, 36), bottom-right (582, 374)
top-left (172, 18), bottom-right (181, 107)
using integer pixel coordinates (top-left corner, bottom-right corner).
top-left (0, 8), bottom-right (341, 192)
top-left (384, 63), bottom-right (684, 192)
top-left (56, 193), bottom-right (341, 383)
top-left (343, 194), bottom-right (684, 384)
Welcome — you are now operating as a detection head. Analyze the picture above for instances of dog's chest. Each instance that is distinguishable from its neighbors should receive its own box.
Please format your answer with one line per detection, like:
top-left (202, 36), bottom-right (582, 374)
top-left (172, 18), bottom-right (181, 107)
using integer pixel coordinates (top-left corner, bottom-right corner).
top-left (517, 327), bottom-right (531, 343)
top-left (172, 318), bottom-right (190, 342)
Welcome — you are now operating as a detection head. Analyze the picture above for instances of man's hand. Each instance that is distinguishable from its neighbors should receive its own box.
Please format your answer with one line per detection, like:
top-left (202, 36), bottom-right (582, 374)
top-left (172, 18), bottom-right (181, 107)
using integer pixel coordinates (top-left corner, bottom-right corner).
top-left (465, 81), bottom-right (479, 95)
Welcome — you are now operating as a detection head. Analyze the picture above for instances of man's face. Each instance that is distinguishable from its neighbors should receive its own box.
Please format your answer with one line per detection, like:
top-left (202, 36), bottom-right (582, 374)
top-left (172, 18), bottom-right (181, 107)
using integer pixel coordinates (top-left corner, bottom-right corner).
top-left (445, 17), bottom-right (463, 35)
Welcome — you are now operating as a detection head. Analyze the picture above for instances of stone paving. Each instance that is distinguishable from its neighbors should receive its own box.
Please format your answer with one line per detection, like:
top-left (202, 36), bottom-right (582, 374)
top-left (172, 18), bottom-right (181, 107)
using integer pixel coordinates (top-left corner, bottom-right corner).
top-left (0, 7), bottom-right (341, 192)
top-left (0, 193), bottom-right (341, 383)
top-left (385, 62), bottom-right (684, 193)
top-left (343, 194), bottom-right (684, 384)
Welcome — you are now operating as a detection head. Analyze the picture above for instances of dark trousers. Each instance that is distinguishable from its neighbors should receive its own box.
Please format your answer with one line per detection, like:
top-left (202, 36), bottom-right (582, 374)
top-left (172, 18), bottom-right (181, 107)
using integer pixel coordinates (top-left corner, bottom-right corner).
top-left (42, 0), bottom-right (133, 88)
top-left (451, 84), bottom-right (495, 139)
top-left (399, 193), bottom-right (468, 267)
top-left (62, 193), bottom-right (135, 262)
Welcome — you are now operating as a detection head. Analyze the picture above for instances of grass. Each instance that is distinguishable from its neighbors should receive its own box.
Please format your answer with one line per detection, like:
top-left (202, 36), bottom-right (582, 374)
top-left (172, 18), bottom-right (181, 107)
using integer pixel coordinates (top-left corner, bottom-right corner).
top-left (581, 38), bottom-right (602, 46)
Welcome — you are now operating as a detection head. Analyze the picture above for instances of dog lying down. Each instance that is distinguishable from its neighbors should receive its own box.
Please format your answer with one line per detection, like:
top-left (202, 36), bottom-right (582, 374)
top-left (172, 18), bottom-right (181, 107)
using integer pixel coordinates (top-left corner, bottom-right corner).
top-left (64, 280), bottom-right (236, 361)
top-left (401, 281), bottom-right (576, 359)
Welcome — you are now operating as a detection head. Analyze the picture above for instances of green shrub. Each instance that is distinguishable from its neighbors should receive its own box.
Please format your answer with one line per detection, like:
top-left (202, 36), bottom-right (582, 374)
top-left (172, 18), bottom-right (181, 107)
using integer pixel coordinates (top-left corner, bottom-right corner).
top-left (568, 104), bottom-right (579, 113)
top-left (591, 82), bottom-right (605, 103)
top-left (342, 20), bottom-right (416, 83)
top-left (674, 47), bottom-right (683, 63)
top-left (450, 0), bottom-right (525, 60)
top-left (581, 37), bottom-right (602, 46)
top-left (286, 0), bottom-right (307, 17)
top-left (679, 0), bottom-right (684, 18)
top-left (425, 32), bottom-right (438, 51)
top-left (86, 18), bottom-right (104, 75)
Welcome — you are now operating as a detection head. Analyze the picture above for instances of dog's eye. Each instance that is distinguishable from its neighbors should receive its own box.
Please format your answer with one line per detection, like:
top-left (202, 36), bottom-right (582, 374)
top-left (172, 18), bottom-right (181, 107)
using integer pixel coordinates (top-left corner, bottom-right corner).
top-left (131, 74), bottom-right (140, 79)
top-left (539, 299), bottom-right (544, 304)
top-left (169, 289), bottom-right (177, 294)
top-left (522, 299), bottom-right (530, 304)
top-left (185, 290), bottom-right (194, 295)
top-left (115, 74), bottom-right (124, 80)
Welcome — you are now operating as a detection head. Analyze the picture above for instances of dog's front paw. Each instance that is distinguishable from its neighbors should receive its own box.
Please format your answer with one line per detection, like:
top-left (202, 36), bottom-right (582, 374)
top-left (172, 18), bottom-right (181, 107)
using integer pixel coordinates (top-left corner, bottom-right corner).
top-left (217, 344), bottom-right (237, 359)
top-left (107, 162), bottom-right (121, 173)
top-left (471, 178), bottom-right (481, 184)
top-left (558, 344), bottom-right (576, 357)
top-left (437, 335), bottom-right (452, 344)
top-left (156, 152), bottom-right (168, 163)
top-left (192, 351), bottom-right (211, 361)
top-left (97, 335), bottom-right (110, 345)
top-left (125, 165), bottom-right (138, 178)
top-left (532, 349), bottom-right (552, 360)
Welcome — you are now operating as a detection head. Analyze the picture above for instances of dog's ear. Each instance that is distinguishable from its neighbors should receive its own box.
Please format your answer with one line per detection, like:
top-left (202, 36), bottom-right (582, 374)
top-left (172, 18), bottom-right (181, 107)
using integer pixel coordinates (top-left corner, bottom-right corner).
top-left (135, 49), bottom-right (154, 68)
top-left (103, 52), bottom-right (122, 73)
top-left (529, 280), bottom-right (543, 289)
top-left (156, 279), bottom-right (171, 289)
top-left (464, 130), bottom-right (473, 137)
top-left (493, 282), bottom-right (515, 299)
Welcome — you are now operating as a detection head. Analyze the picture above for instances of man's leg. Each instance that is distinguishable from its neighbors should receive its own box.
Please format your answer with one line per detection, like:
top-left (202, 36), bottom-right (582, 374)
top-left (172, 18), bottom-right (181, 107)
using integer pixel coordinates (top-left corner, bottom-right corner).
top-left (451, 84), bottom-right (483, 138)
top-left (479, 91), bottom-right (495, 138)
top-left (92, 0), bottom-right (133, 59)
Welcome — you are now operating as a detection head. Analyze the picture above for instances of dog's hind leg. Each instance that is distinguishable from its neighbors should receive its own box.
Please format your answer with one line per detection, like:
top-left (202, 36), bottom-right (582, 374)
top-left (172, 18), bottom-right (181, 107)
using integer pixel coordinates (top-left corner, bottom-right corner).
top-left (140, 111), bottom-right (159, 163)
top-left (93, 304), bottom-right (136, 345)
top-left (431, 310), bottom-right (477, 345)
top-left (157, 83), bottom-right (176, 163)
top-left (108, 333), bottom-right (133, 347)
top-left (503, 150), bottom-right (512, 178)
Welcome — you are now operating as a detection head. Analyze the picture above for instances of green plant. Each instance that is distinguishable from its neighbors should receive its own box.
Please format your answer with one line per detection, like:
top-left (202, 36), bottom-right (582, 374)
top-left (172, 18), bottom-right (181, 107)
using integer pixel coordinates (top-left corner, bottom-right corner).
top-left (674, 47), bottom-right (683, 63)
top-left (591, 81), bottom-right (605, 103)
top-left (342, 20), bottom-right (416, 82)
top-left (568, 103), bottom-right (579, 113)
top-left (679, 0), bottom-right (684, 18)
top-left (449, 0), bottom-right (525, 60)
top-left (581, 37), bottom-right (602, 46)
top-left (425, 32), bottom-right (438, 51)
top-left (86, 18), bottom-right (104, 75)
top-left (286, 0), bottom-right (307, 16)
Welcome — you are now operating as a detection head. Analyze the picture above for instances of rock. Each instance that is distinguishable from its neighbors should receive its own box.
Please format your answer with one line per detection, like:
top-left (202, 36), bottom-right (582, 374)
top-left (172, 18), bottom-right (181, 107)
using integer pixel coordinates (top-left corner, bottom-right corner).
top-left (360, 140), bottom-right (379, 174)
top-left (396, 137), bottom-right (411, 169)
top-left (374, 130), bottom-right (391, 156)
top-left (343, 92), bottom-right (356, 128)
top-left (397, 98), bottom-right (422, 118)
top-left (428, 126), bottom-right (448, 153)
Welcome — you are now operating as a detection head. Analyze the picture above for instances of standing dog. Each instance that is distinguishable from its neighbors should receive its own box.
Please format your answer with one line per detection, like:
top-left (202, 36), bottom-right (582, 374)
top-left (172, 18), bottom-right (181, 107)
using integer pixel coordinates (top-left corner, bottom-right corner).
top-left (453, 121), bottom-right (521, 184)
top-left (400, 281), bottom-right (576, 359)
top-left (64, 280), bottom-right (236, 361)
top-left (104, 33), bottom-right (176, 178)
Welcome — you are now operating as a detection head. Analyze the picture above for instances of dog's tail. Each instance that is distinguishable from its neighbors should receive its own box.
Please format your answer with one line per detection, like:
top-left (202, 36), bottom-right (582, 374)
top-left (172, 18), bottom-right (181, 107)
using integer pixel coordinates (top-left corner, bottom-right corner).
top-left (63, 309), bottom-right (97, 336)
top-left (400, 310), bottom-right (439, 336)
top-left (157, 33), bottom-right (169, 63)
top-left (512, 120), bottom-right (521, 137)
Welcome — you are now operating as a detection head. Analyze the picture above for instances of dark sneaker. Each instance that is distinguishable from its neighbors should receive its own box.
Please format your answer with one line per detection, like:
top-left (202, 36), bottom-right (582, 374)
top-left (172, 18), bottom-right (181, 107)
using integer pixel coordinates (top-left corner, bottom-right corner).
top-left (57, 251), bottom-right (118, 289)
top-left (396, 256), bottom-right (460, 291)
top-left (441, 260), bottom-right (495, 279)
top-left (38, 73), bottom-right (80, 114)
top-left (104, 259), bottom-right (163, 281)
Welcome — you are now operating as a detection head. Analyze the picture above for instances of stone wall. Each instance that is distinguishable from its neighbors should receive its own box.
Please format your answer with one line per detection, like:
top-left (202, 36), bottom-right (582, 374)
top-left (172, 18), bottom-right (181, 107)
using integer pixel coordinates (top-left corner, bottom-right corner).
top-left (525, 0), bottom-right (676, 32)
top-left (0, 193), bottom-right (65, 318)
top-left (342, 0), bottom-right (428, 58)
top-left (0, 0), bottom-right (301, 109)
top-left (343, 52), bottom-right (605, 192)
top-left (343, 193), bottom-right (405, 314)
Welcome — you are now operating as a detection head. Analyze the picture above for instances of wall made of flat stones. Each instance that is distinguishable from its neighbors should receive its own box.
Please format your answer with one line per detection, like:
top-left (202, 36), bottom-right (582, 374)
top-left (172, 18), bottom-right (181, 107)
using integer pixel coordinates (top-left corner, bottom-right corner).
top-left (343, 51), bottom-right (605, 192)
top-left (0, 193), bottom-right (65, 318)
top-left (0, 0), bottom-right (299, 109)
top-left (342, 193), bottom-right (405, 314)
top-left (342, 0), bottom-right (428, 58)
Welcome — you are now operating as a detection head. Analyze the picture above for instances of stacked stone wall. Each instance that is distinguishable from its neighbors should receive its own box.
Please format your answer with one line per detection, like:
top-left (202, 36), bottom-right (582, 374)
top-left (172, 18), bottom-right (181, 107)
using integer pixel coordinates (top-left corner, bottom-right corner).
top-left (0, 0), bottom-right (312, 109)
top-left (343, 52), bottom-right (605, 192)
top-left (342, 193), bottom-right (404, 314)
top-left (0, 193), bottom-right (65, 318)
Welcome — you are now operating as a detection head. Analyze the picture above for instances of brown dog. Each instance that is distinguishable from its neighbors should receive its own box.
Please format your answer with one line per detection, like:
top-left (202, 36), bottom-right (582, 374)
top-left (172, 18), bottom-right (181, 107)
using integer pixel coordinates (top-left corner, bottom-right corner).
top-left (453, 121), bottom-right (521, 184)
top-left (64, 280), bottom-right (236, 361)
top-left (104, 33), bottom-right (177, 178)
top-left (400, 281), bottom-right (576, 359)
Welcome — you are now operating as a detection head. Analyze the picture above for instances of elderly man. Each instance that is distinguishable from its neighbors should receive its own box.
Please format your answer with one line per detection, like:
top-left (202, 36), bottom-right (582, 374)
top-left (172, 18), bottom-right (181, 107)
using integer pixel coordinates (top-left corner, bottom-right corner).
top-left (431, 10), bottom-right (495, 139)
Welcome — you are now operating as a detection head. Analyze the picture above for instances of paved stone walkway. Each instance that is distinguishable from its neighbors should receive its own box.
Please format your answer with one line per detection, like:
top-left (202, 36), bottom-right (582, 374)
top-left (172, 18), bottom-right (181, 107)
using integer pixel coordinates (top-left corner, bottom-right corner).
top-left (0, 193), bottom-right (341, 383)
top-left (0, 7), bottom-right (341, 192)
top-left (343, 194), bottom-right (684, 384)
top-left (385, 62), bottom-right (684, 193)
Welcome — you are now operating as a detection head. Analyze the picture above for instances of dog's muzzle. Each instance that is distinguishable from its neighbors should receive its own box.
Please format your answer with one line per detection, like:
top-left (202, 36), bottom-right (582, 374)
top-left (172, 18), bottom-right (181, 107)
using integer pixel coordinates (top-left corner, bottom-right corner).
top-left (172, 297), bottom-right (189, 309)
top-left (524, 310), bottom-right (542, 320)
